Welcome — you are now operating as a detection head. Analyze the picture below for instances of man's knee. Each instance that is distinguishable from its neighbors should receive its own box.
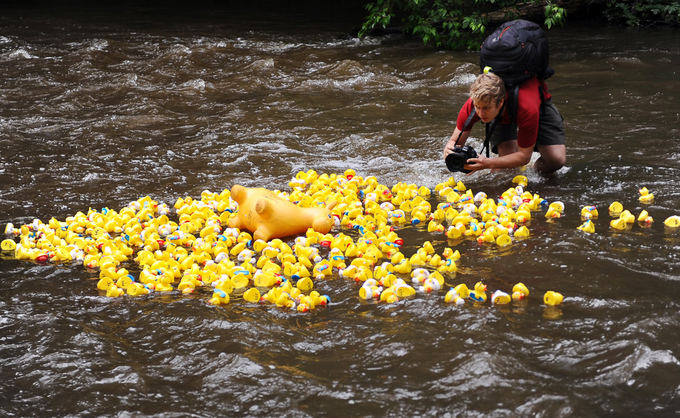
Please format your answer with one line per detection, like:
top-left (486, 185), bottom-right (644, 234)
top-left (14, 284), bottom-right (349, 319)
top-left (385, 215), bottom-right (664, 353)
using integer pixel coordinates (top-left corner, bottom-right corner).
top-left (551, 153), bottom-right (566, 168)
top-left (539, 145), bottom-right (566, 168)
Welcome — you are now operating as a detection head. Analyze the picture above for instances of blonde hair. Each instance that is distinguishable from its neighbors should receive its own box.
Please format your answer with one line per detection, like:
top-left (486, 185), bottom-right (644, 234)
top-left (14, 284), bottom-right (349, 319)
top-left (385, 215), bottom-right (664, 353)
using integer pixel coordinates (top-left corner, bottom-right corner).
top-left (470, 73), bottom-right (506, 106)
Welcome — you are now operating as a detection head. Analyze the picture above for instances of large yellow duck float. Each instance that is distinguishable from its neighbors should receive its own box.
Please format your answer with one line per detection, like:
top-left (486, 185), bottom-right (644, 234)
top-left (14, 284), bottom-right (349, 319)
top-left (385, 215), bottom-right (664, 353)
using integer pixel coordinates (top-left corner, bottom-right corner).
top-left (228, 185), bottom-right (336, 241)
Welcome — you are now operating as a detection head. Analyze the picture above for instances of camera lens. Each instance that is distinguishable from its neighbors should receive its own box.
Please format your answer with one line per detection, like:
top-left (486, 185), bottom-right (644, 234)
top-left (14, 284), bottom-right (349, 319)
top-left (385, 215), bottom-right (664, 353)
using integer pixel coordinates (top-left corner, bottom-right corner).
top-left (445, 146), bottom-right (476, 173)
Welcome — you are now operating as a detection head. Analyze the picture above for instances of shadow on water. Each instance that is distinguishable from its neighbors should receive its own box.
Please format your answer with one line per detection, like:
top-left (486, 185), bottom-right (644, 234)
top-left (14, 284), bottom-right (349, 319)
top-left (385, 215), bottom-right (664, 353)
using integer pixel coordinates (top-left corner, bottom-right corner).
top-left (1, 6), bottom-right (680, 417)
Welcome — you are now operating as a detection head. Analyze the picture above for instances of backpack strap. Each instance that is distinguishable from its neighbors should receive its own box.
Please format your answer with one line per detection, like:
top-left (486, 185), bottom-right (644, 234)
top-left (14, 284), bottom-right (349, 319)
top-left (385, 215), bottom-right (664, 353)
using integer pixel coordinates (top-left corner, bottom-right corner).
top-left (453, 106), bottom-right (479, 148)
top-left (538, 82), bottom-right (546, 103)
top-left (481, 99), bottom-right (508, 158)
top-left (509, 81), bottom-right (547, 122)
top-left (507, 84), bottom-right (520, 123)
top-left (482, 123), bottom-right (493, 158)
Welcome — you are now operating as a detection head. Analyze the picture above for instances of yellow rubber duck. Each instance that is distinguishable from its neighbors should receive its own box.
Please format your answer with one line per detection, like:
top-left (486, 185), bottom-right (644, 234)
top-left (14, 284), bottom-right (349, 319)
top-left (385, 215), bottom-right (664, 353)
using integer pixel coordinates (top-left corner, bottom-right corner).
top-left (296, 277), bottom-right (314, 292)
top-left (409, 251), bottom-right (428, 267)
top-left (312, 292), bottom-right (330, 307)
top-left (512, 282), bottom-right (530, 301)
top-left (491, 290), bottom-right (511, 305)
top-left (428, 254), bottom-right (444, 268)
top-left (577, 219), bottom-right (595, 233)
top-left (379, 274), bottom-right (397, 288)
top-left (429, 271), bottom-right (445, 288)
top-left (610, 217), bottom-right (628, 231)
top-left (115, 274), bottom-right (134, 290)
top-left (296, 302), bottom-right (311, 313)
top-left (243, 287), bottom-right (261, 303)
top-left (495, 234), bottom-right (512, 247)
top-left (231, 272), bottom-right (250, 289)
top-left (469, 281), bottom-right (487, 303)
top-left (177, 279), bottom-right (196, 294)
top-left (393, 281), bottom-right (416, 298)
top-left (619, 210), bottom-right (635, 224)
top-left (209, 289), bottom-right (230, 305)
top-left (410, 210), bottom-right (427, 225)
top-left (543, 291), bottom-right (563, 306)
top-left (442, 248), bottom-right (460, 261)
top-left (155, 278), bottom-right (174, 292)
top-left (580, 205), bottom-right (599, 220)
top-left (515, 209), bottom-right (531, 224)
top-left (106, 284), bottom-right (124, 298)
top-left (427, 220), bottom-right (445, 232)
top-left (379, 288), bottom-right (399, 304)
top-left (127, 282), bottom-right (150, 297)
top-left (548, 201), bottom-right (565, 213)
top-left (477, 229), bottom-right (496, 244)
top-left (446, 225), bottom-right (463, 240)
top-left (360, 285), bottom-right (382, 300)
top-left (437, 258), bottom-right (458, 274)
top-left (349, 266), bottom-right (372, 283)
top-left (253, 272), bottom-right (278, 287)
top-left (97, 277), bottom-right (113, 291)
top-left (473, 191), bottom-right (488, 205)
top-left (544, 206), bottom-right (562, 219)
top-left (1, 239), bottom-right (16, 252)
top-left (512, 175), bottom-right (528, 187)
top-left (420, 277), bottom-right (441, 293)
top-left (664, 215), bottom-right (680, 228)
top-left (444, 287), bottom-right (464, 305)
top-left (638, 187), bottom-right (654, 204)
top-left (338, 264), bottom-right (357, 280)
top-left (609, 201), bottom-right (623, 217)
top-left (297, 294), bottom-right (316, 311)
top-left (453, 283), bottom-right (469, 299)
top-left (262, 287), bottom-right (280, 304)
top-left (513, 226), bottom-right (530, 238)
top-left (411, 268), bottom-right (430, 285)
top-left (4, 222), bottom-right (16, 236)
top-left (637, 210), bottom-right (653, 226)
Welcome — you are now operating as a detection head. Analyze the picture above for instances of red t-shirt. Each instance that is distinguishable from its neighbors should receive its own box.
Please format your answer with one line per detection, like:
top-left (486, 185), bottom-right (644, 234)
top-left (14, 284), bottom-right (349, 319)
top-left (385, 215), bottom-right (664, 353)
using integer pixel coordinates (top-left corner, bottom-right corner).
top-left (456, 77), bottom-right (552, 148)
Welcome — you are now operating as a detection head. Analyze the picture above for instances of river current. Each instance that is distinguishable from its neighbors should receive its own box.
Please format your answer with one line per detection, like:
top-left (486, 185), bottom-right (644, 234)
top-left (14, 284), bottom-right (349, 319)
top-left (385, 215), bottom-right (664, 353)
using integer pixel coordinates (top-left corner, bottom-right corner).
top-left (1, 6), bottom-right (680, 417)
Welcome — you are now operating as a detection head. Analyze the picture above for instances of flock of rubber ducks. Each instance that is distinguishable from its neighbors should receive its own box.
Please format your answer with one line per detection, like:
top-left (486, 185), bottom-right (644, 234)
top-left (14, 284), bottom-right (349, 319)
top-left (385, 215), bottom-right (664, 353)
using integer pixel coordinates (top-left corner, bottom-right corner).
top-left (576, 186), bottom-right (680, 233)
top-left (2, 169), bottom-right (676, 313)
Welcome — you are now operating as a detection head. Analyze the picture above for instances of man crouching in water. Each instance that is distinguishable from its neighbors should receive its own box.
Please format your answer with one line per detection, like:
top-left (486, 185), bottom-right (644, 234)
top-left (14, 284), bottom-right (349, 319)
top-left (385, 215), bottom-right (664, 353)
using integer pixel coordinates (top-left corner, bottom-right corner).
top-left (443, 72), bottom-right (566, 176)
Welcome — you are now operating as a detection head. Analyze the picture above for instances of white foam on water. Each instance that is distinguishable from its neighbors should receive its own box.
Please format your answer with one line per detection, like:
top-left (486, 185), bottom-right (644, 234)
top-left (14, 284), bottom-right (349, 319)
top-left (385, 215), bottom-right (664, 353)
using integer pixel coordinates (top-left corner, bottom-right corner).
top-left (7, 48), bottom-right (37, 59)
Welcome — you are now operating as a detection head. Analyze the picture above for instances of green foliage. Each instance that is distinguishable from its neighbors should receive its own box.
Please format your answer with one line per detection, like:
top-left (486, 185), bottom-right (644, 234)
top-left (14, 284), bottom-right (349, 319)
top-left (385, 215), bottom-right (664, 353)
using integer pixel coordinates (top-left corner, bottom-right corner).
top-left (545, 2), bottom-right (567, 29)
top-left (360, 0), bottom-right (394, 35)
top-left (604, 0), bottom-right (680, 26)
top-left (359, 0), bottom-right (567, 50)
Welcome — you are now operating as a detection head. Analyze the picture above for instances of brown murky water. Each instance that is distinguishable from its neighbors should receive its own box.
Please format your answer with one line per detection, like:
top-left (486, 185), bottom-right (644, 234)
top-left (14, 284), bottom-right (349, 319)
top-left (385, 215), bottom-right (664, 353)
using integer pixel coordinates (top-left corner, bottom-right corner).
top-left (1, 6), bottom-right (680, 416)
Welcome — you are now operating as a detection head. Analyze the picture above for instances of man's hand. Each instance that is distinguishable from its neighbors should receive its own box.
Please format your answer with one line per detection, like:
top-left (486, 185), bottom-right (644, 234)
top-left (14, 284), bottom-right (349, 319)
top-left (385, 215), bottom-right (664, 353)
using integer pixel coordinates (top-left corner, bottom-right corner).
top-left (463, 155), bottom-right (491, 174)
top-left (443, 128), bottom-right (469, 160)
top-left (443, 142), bottom-right (457, 159)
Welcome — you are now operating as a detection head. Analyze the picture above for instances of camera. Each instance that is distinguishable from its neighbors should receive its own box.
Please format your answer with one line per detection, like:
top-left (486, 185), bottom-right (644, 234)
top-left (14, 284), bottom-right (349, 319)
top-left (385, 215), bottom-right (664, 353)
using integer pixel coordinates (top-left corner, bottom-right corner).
top-left (445, 146), bottom-right (478, 173)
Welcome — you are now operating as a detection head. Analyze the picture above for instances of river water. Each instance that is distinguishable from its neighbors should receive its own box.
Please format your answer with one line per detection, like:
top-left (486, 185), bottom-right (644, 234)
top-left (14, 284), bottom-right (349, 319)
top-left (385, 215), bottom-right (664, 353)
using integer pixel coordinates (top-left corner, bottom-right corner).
top-left (1, 6), bottom-right (680, 417)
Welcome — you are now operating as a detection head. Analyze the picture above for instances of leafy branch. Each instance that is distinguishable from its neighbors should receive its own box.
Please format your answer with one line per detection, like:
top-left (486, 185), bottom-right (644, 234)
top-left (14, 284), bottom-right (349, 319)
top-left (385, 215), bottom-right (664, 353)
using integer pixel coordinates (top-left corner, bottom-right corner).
top-left (359, 0), bottom-right (567, 49)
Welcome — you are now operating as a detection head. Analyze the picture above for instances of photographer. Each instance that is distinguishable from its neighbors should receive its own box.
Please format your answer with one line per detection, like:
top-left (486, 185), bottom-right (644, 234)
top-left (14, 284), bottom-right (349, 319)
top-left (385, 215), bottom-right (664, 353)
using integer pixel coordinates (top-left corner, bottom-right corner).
top-left (442, 72), bottom-right (566, 176)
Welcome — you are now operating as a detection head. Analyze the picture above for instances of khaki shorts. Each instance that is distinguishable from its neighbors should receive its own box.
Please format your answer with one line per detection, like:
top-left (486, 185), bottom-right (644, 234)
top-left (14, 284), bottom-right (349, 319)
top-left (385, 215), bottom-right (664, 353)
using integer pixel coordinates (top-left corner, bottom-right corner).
top-left (489, 98), bottom-right (565, 153)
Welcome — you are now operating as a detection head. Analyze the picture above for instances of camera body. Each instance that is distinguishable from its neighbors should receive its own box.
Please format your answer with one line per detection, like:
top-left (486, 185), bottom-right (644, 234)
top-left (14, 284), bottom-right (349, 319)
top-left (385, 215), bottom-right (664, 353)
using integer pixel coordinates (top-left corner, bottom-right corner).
top-left (445, 145), bottom-right (478, 173)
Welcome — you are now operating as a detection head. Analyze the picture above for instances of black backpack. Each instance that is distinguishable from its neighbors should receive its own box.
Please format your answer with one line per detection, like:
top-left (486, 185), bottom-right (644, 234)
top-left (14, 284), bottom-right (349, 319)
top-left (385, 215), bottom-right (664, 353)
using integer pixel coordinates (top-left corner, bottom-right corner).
top-left (480, 19), bottom-right (554, 87)
top-left (448, 20), bottom-right (554, 164)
